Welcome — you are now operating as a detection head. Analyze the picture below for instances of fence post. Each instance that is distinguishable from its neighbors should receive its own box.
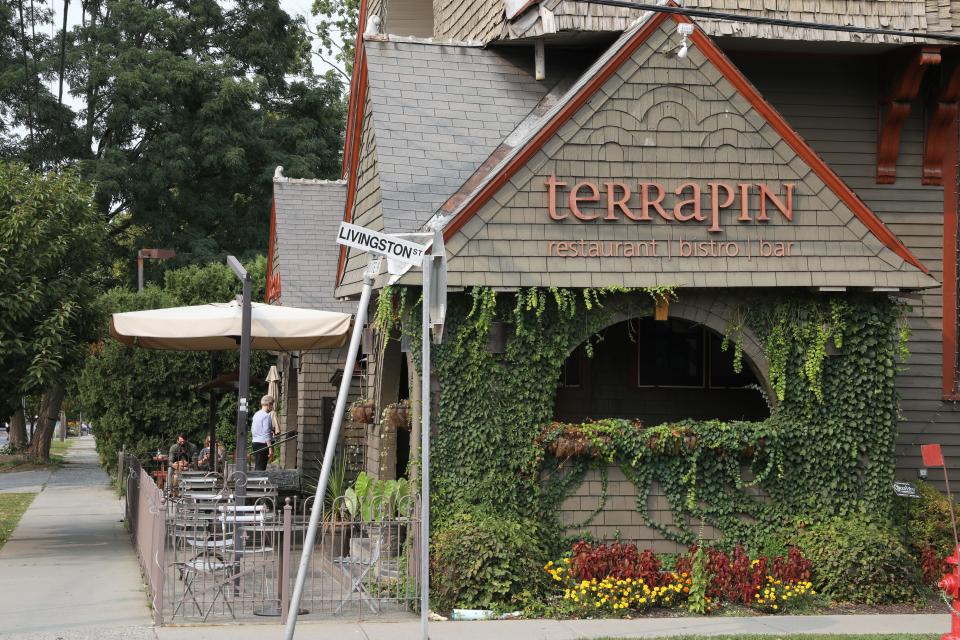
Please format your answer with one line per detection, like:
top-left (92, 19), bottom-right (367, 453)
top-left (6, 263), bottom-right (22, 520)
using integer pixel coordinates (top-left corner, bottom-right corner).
top-left (154, 490), bottom-right (165, 626)
top-left (281, 497), bottom-right (293, 624)
top-left (118, 447), bottom-right (125, 495)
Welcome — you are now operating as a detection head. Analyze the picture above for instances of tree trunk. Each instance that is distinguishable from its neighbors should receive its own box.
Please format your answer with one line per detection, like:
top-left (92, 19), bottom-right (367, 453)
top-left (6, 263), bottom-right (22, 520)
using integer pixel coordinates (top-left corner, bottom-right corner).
top-left (28, 383), bottom-right (66, 461)
top-left (8, 408), bottom-right (27, 449)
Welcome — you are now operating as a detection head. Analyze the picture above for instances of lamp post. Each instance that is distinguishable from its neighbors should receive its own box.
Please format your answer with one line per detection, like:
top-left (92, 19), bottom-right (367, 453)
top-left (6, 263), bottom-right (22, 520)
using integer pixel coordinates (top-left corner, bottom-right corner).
top-left (137, 248), bottom-right (176, 292)
top-left (227, 255), bottom-right (252, 505)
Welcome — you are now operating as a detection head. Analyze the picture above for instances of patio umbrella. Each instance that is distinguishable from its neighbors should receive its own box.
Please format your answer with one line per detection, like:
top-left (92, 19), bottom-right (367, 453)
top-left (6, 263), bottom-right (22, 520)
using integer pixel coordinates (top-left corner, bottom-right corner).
top-left (266, 366), bottom-right (281, 435)
top-left (109, 300), bottom-right (351, 351)
top-left (110, 286), bottom-right (352, 501)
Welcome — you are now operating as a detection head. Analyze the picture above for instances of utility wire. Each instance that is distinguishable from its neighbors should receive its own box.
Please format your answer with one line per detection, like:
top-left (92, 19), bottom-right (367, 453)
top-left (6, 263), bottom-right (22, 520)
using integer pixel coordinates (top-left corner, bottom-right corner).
top-left (582, 0), bottom-right (960, 44)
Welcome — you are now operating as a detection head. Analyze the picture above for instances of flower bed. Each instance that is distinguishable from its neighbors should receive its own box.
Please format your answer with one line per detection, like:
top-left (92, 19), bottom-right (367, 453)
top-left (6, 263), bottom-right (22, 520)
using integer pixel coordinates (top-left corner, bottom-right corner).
top-left (540, 541), bottom-right (816, 617)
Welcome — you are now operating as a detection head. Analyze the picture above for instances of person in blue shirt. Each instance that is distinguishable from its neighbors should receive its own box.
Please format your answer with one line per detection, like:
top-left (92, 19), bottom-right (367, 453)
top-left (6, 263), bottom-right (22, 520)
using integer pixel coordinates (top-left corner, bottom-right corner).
top-left (251, 395), bottom-right (274, 471)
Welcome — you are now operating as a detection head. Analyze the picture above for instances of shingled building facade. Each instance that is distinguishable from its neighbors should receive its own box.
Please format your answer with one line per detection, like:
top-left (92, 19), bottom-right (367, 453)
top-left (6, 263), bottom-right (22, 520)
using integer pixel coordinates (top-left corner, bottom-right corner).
top-left (269, 0), bottom-right (960, 545)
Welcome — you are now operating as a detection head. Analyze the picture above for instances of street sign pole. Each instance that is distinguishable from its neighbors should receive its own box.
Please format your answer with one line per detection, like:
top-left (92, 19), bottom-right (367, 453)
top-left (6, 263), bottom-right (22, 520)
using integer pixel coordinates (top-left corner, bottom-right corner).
top-left (286, 223), bottom-right (427, 640)
top-left (420, 250), bottom-right (432, 640)
top-left (421, 225), bottom-right (447, 640)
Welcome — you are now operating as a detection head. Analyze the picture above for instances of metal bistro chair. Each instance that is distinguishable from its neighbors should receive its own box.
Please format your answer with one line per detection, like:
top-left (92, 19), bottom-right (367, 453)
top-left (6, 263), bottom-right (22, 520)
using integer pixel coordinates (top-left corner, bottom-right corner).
top-left (217, 503), bottom-right (274, 556)
top-left (334, 531), bottom-right (383, 614)
top-left (170, 554), bottom-right (237, 621)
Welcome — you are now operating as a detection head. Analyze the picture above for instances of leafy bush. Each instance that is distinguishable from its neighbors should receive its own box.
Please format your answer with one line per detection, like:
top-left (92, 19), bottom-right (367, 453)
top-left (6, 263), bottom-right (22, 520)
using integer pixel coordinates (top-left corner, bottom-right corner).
top-left (906, 481), bottom-right (954, 552)
top-left (431, 510), bottom-right (548, 611)
top-left (77, 257), bottom-right (271, 474)
top-left (795, 516), bottom-right (921, 604)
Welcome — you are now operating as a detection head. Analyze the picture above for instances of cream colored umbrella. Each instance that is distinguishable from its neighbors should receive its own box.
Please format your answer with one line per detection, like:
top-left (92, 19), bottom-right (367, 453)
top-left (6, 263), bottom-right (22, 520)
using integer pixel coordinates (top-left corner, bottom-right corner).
top-left (109, 300), bottom-right (351, 351)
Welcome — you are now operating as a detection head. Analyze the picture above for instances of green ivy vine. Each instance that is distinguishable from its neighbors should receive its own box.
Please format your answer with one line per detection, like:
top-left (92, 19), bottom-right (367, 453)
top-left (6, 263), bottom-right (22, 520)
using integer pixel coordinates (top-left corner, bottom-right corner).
top-left (376, 287), bottom-right (909, 554)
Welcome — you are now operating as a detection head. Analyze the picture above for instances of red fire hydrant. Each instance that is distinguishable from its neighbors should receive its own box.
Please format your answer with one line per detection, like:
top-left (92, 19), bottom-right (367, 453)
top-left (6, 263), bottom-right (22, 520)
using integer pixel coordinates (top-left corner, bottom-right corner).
top-left (939, 547), bottom-right (960, 640)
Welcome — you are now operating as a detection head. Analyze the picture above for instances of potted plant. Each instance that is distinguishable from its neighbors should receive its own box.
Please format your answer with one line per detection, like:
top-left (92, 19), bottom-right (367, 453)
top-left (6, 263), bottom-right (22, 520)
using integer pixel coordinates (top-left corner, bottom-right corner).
top-left (343, 472), bottom-right (412, 561)
top-left (320, 454), bottom-right (351, 557)
top-left (350, 399), bottom-right (376, 424)
top-left (382, 400), bottom-right (411, 431)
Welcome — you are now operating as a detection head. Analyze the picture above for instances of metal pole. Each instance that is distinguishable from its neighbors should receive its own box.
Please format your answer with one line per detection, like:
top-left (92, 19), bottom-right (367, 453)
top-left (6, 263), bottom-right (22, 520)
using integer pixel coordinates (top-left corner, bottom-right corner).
top-left (228, 256), bottom-right (252, 506)
top-left (137, 253), bottom-right (144, 292)
top-left (420, 253), bottom-right (431, 640)
top-left (284, 257), bottom-right (380, 640)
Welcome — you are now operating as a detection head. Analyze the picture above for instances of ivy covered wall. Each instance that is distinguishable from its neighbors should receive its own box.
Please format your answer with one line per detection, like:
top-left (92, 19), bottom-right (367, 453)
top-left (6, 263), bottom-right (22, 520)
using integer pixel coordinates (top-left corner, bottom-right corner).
top-left (381, 287), bottom-right (908, 552)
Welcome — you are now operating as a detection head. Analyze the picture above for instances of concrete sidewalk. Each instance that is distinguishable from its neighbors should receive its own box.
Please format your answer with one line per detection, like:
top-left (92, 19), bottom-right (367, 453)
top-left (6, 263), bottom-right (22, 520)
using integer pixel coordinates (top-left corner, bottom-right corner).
top-left (150, 614), bottom-right (951, 639)
top-left (0, 435), bottom-right (154, 639)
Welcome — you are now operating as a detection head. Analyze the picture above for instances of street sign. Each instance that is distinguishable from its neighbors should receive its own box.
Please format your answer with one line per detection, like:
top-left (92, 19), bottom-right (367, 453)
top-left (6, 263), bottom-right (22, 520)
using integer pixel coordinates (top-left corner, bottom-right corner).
top-left (337, 222), bottom-right (426, 267)
top-left (892, 481), bottom-right (920, 499)
top-left (428, 228), bottom-right (448, 344)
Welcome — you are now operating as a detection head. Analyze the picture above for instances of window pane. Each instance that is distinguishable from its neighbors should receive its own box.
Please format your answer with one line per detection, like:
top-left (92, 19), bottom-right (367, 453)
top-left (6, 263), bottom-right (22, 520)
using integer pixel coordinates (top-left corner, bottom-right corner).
top-left (709, 332), bottom-right (757, 388)
top-left (636, 318), bottom-right (704, 387)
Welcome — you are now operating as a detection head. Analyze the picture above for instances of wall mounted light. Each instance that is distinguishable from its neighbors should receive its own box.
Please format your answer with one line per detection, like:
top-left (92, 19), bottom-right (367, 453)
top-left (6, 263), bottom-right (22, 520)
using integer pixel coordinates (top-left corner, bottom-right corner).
top-left (676, 23), bottom-right (694, 59)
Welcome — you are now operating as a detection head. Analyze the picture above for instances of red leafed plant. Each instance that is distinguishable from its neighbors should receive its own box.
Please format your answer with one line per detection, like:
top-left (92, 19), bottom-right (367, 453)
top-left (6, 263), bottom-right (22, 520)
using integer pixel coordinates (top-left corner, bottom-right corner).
top-left (919, 545), bottom-right (942, 585)
top-left (675, 545), bottom-right (811, 606)
top-left (570, 541), bottom-right (669, 585)
top-left (771, 546), bottom-right (813, 583)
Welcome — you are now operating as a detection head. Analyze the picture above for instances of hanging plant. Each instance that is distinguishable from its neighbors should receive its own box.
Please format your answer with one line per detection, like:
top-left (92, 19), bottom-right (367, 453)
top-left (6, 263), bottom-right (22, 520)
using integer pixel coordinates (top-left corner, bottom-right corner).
top-left (350, 399), bottom-right (376, 424)
top-left (382, 400), bottom-right (412, 431)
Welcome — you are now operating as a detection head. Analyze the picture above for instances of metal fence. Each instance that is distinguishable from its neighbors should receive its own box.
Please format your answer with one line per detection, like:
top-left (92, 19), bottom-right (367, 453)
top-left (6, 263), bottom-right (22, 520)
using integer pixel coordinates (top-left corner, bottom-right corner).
top-left (122, 455), bottom-right (420, 625)
top-left (125, 457), bottom-right (166, 625)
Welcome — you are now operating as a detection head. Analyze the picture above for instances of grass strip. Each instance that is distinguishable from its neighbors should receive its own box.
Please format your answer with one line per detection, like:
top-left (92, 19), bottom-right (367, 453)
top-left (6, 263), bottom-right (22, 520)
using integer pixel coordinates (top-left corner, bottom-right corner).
top-left (594, 636), bottom-right (937, 640)
top-left (0, 493), bottom-right (37, 550)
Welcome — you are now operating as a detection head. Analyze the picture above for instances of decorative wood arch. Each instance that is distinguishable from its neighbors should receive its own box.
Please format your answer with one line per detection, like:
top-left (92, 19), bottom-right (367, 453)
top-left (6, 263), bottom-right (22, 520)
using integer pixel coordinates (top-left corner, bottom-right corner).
top-left (566, 292), bottom-right (775, 407)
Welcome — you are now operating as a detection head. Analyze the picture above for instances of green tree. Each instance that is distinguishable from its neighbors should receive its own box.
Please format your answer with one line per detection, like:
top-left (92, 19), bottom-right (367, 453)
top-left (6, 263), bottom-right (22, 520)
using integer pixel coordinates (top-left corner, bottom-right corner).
top-left (311, 0), bottom-right (360, 76)
top-left (76, 256), bottom-right (272, 473)
top-left (0, 161), bottom-right (109, 458)
top-left (65, 0), bottom-right (344, 267)
top-left (1, 1), bottom-right (346, 275)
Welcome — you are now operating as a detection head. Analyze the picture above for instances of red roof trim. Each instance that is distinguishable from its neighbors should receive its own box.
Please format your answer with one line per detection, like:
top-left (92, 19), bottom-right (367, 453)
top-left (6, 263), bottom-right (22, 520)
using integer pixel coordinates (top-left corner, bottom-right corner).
top-left (336, 0), bottom-right (370, 288)
top-left (265, 197), bottom-right (281, 304)
top-left (341, 0), bottom-right (369, 179)
top-left (690, 28), bottom-right (928, 274)
top-left (442, 10), bottom-right (929, 275)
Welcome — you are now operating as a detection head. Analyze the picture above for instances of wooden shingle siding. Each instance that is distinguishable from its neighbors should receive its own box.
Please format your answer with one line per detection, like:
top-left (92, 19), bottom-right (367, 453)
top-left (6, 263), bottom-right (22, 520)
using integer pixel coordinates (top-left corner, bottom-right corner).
top-left (433, 0), bottom-right (505, 42)
top-left (341, 93), bottom-right (385, 296)
top-left (736, 55), bottom-right (953, 479)
top-left (440, 19), bottom-right (933, 292)
top-left (442, 0), bottom-right (938, 44)
top-left (384, 0), bottom-right (434, 36)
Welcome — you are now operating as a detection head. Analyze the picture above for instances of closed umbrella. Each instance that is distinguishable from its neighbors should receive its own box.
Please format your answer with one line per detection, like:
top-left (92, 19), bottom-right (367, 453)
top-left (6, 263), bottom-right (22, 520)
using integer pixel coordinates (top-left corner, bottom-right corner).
top-left (266, 366), bottom-right (281, 436)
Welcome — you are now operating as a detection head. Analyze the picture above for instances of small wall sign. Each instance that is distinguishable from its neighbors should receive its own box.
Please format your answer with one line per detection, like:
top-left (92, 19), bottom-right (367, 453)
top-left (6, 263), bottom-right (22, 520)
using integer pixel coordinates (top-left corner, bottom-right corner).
top-left (892, 480), bottom-right (921, 498)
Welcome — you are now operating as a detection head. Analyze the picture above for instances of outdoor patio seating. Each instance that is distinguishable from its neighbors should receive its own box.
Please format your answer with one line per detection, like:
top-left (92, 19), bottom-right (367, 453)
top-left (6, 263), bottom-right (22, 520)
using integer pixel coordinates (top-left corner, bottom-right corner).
top-left (333, 536), bottom-right (382, 614)
top-left (170, 555), bottom-right (237, 621)
top-left (217, 504), bottom-right (273, 556)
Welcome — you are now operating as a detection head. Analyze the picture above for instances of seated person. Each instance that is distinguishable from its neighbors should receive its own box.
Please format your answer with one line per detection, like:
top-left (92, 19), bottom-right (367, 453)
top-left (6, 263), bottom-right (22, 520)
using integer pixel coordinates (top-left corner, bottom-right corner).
top-left (168, 433), bottom-right (198, 471)
top-left (196, 436), bottom-right (225, 471)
